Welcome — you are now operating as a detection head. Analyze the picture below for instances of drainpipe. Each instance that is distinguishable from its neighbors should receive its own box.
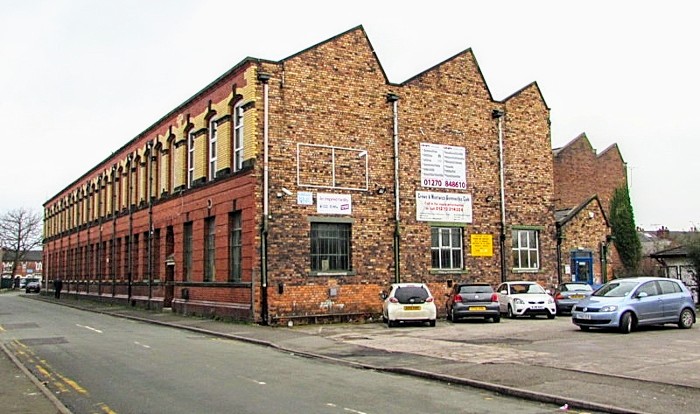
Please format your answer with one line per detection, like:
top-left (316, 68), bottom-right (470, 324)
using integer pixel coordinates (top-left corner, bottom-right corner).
top-left (147, 141), bottom-right (154, 308)
top-left (492, 109), bottom-right (507, 283)
top-left (556, 223), bottom-right (563, 284)
top-left (258, 71), bottom-right (271, 325)
top-left (127, 154), bottom-right (133, 303)
top-left (387, 93), bottom-right (400, 283)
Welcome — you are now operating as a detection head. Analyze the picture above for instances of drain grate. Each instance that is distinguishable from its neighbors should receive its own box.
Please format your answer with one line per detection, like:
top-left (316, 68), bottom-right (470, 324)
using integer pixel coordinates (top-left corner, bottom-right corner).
top-left (20, 337), bottom-right (69, 346)
top-left (1, 322), bottom-right (40, 330)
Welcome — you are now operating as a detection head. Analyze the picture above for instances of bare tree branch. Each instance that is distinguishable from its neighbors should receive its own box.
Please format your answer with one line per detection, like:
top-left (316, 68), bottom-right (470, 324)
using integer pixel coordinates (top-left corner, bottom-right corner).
top-left (0, 207), bottom-right (43, 276)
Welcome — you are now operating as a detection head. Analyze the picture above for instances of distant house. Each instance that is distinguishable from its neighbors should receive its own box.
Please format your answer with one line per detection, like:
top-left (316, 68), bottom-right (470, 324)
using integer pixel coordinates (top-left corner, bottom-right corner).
top-left (650, 245), bottom-right (697, 303)
top-left (1, 250), bottom-right (43, 277)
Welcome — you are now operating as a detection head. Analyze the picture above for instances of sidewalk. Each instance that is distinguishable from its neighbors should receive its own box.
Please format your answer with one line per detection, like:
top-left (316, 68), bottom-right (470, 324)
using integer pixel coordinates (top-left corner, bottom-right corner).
top-left (5, 293), bottom-right (700, 414)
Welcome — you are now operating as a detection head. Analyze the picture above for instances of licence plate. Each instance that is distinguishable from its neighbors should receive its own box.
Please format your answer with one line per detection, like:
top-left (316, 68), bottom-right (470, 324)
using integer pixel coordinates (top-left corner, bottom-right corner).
top-left (571, 294), bottom-right (584, 299)
top-left (404, 305), bottom-right (421, 311)
top-left (469, 306), bottom-right (486, 311)
top-left (579, 314), bottom-right (591, 320)
top-left (531, 305), bottom-right (544, 310)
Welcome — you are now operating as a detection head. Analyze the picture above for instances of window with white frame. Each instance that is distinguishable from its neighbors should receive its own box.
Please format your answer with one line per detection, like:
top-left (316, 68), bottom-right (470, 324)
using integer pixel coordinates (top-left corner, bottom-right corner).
top-left (431, 227), bottom-right (463, 269)
top-left (233, 104), bottom-right (244, 171)
top-left (512, 229), bottom-right (540, 270)
top-left (187, 131), bottom-right (195, 188)
top-left (208, 118), bottom-right (217, 180)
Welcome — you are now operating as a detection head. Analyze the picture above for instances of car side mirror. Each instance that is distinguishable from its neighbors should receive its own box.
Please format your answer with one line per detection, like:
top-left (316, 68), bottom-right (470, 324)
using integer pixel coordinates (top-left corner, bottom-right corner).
top-left (636, 292), bottom-right (648, 299)
top-left (499, 290), bottom-right (507, 295)
top-left (379, 291), bottom-right (388, 300)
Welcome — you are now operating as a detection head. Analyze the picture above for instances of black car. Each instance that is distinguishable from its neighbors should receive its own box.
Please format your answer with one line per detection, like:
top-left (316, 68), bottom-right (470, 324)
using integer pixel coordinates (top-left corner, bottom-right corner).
top-left (446, 283), bottom-right (500, 322)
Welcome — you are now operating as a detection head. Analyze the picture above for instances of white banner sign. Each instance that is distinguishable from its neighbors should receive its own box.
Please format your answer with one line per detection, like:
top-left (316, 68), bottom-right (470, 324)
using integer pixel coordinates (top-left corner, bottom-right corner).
top-left (416, 191), bottom-right (472, 223)
top-left (420, 142), bottom-right (467, 189)
top-left (317, 193), bottom-right (352, 215)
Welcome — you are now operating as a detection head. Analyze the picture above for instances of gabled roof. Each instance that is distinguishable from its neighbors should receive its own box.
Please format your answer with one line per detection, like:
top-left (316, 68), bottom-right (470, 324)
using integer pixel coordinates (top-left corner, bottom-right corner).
top-left (650, 245), bottom-right (689, 258)
top-left (2, 250), bottom-right (43, 262)
top-left (503, 81), bottom-right (550, 110)
top-left (555, 195), bottom-right (609, 227)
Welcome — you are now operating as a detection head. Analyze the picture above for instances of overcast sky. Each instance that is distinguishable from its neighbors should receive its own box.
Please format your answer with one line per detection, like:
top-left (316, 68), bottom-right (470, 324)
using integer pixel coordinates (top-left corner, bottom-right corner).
top-left (1, 1), bottom-right (698, 231)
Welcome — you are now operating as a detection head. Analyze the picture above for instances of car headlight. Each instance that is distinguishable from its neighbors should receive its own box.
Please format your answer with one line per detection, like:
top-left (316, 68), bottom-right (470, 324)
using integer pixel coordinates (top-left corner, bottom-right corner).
top-left (513, 298), bottom-right (524, 305)
top-left (547, 297), bottom-right (554, 304)
top-left (600, 305), bottom-right (618, 312)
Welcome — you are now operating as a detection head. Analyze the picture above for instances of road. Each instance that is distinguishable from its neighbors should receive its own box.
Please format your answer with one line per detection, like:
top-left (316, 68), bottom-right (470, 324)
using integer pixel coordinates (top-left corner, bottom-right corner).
top-left (1, 292), bottom-right (577, 414)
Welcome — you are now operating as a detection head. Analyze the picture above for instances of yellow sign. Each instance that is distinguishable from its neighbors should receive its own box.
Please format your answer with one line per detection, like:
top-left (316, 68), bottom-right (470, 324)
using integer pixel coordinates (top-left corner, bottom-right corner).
top-left (470, 234), bottom-right (493, 257)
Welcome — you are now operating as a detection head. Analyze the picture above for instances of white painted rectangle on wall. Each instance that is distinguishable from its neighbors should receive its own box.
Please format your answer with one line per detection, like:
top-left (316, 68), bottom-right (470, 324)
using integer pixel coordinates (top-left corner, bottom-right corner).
top-left (420, 142), bottom-right (467, 190)
top-left (416, 191), bottom-right (472, 223)
top-left (317, 193), bottom-right (352, 215)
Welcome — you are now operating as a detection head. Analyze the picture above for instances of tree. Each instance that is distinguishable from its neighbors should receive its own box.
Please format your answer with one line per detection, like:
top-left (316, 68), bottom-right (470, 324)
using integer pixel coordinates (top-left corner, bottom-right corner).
top-left (686, 235), bottom-right (700, 299)
top-left (609, 185), bottom-right (642, 275)
top-left (0, 208), bottom-right (43, 276)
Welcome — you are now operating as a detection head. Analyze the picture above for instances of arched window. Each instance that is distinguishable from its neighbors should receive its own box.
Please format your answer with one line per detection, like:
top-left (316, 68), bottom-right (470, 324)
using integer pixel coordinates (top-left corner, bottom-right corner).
top-left (187, 131), bottom-right (195, 188)
top-left (233, 104), bottom-right (244, 172)
top-left (208, 118), bottom-right (218, 181)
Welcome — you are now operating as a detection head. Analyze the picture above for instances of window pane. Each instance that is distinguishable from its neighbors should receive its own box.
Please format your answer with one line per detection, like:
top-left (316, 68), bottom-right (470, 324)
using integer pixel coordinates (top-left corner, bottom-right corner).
top-left (310, 223), bottom-right (351, 272)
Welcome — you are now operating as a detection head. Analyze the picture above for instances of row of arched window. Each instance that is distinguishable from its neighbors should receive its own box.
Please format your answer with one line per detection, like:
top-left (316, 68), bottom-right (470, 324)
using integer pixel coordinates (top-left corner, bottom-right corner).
top-left (45, 100), bottom-right (247, 238)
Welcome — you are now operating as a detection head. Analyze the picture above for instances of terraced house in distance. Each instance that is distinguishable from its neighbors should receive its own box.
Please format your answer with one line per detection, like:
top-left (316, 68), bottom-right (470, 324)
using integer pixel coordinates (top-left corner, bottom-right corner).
top-left (44, 25), bottom-right (600, 325)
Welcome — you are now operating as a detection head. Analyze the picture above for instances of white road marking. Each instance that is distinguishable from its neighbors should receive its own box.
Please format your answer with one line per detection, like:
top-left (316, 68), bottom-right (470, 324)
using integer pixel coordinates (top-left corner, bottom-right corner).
top-left (134, 342), bottom-right (151, 349)
top-left (238, 376), bottom-right (266, 385)
top-left (76, 324), bottom-right (103, 334)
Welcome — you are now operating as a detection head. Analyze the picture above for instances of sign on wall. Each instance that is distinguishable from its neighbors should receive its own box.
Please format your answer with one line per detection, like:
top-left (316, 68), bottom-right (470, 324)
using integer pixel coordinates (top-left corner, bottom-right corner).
top-left (470, 234), bottom-right (493, 257)
top-left (317, 193), bottom-right (352, 215)
top-left (420, 143), bottom-right (467, 189)
top-left (416, 191), bottom-right (472, 223)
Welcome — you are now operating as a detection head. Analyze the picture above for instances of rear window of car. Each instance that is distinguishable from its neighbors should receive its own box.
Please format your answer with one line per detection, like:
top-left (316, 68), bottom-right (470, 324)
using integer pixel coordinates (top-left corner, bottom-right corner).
top-left (561, 283), bottom-right (592, 292)
top-left (459, 285), bottom-right (493, 294)
top-left (394, 286), bottom-right (429, 304)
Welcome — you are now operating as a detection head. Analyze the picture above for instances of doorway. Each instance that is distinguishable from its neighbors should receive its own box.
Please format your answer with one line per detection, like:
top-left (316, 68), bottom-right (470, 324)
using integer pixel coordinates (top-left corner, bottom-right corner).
top-left (570, 250), bottom-right (594, 284)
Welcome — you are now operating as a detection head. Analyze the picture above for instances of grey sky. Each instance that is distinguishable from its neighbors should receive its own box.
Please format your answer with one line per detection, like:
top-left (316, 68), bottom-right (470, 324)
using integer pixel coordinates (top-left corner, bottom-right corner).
top-left (1, 0), bottom-right (698, 231)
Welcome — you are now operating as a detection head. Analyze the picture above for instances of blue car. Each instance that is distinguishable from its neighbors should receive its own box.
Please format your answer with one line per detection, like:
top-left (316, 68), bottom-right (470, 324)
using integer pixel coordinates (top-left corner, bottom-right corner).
top-left (572, 277), bottom-right (696, 334)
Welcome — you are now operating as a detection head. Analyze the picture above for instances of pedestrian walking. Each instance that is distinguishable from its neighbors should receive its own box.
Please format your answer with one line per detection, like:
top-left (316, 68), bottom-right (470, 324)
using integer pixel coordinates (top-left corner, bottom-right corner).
top-left (54, 278), bottom-right (63, 299)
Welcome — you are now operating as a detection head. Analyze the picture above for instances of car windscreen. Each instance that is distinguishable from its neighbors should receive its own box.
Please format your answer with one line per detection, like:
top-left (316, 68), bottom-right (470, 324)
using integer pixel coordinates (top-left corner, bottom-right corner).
top-left (459, 285), bottom-right (492, 294)
top-left (511, 283), bottom-right (545, 294)
top-left (593, 281), bottom-right (637, 297)
top-left (394, 286), bottom-right (429, 304)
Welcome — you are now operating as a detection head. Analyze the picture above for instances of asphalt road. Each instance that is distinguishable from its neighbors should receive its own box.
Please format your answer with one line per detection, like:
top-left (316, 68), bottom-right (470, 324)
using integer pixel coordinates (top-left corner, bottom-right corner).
top-left (1, 292), bottom-right (581, 414)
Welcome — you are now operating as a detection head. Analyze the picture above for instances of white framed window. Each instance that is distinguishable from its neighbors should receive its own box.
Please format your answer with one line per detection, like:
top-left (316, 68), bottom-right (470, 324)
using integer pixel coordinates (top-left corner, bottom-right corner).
top-left (187, 131), bottom-right (195, 188)
top-left (431, 227), bottom-right (463, 269)
top-left (512, 229), bottom-right (540, 270)
top-left (233, 104), bottom-right (244, 172)
top-left (208, 118), bottom-right (218, 180)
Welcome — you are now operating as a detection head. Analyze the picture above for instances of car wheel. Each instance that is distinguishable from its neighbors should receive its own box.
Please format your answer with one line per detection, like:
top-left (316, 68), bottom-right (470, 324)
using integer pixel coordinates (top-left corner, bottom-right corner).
top-left (387, 319), bottom-right (396, 328)
top-left (429, 319), bottom-right (436, 327)
top-left (507, 305), bottom-right (516, 319)
top-left (493, 315), bottom-right (501, 323)
top-left (547, 312), bottom-right (555, 319)
top-left (25, 289), bottom-right (29, 293)
top-left (619, 312), bottom-right (634, 334)
top-left (678, 308), bottom-right (695, 329)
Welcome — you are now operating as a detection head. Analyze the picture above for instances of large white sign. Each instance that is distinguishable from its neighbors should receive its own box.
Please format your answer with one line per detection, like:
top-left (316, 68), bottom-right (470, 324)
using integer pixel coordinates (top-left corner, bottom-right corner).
top-left (317, 193), bottom-right (352, 215)
top-left (420, 143), bottom-right (467, 190)
top-left (416, 191), bottom-right (472, 223)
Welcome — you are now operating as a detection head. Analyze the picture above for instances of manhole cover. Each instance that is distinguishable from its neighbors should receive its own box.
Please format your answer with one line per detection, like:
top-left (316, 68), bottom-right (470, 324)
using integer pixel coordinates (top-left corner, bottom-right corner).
top-left (1, 322), bottom-right (40, 330)
top-left (20, 337), bottom-right (68, 346)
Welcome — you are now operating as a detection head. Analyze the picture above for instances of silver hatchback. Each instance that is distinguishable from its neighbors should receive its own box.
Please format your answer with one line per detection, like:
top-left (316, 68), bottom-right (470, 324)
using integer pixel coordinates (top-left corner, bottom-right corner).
top-left (572, 277), bottom-right (696, 333)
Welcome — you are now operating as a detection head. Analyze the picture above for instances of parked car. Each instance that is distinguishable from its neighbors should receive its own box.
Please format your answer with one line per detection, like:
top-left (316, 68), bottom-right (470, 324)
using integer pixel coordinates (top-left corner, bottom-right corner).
top-left (552, 282), bottom-right (594, 315)
top-left (25, 278), bottom-right (41, 293)
top-left (572, 277), bottom-right (696, 333)
top-left (381, 283), bottom-right (437, 327)
top-left (495, 281), bottom-right (556, 319)
top-left (445, 283), bottom-right (500, 322)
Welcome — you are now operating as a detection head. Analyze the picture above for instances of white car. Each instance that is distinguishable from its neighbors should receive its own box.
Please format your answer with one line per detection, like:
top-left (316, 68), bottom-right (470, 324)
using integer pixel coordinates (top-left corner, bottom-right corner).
top-left (381, 283), bottom-right (437, 327)
top-left (496, 281), bottom-right (556, 319)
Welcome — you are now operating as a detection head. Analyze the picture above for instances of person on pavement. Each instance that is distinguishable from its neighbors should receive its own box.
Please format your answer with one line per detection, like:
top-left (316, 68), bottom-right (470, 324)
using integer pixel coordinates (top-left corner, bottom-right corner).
top-left (54, 278), bottom-right (63, 299)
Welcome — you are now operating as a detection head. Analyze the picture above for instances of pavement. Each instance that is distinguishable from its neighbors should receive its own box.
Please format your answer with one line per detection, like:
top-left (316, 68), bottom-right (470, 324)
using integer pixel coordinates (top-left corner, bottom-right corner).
top-left (3, 291), bottom-right (700, 414)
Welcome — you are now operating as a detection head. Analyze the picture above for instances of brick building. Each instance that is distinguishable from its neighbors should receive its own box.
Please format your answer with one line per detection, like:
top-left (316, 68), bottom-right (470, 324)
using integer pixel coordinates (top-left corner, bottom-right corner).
top-left (44, 26), bottom-right (570, 324)
top-left (552, 133), bottom-right (627, 283)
